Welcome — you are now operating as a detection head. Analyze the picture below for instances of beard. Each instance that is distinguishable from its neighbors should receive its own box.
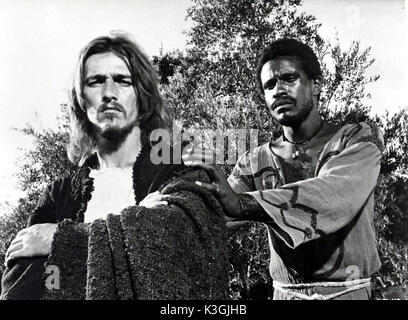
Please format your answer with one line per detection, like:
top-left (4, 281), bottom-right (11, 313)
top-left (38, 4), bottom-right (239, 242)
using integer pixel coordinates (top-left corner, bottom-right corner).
top-left (91, 119), bottom-right (137, 153)
top-left (274, 99), bottom-right (314, 128)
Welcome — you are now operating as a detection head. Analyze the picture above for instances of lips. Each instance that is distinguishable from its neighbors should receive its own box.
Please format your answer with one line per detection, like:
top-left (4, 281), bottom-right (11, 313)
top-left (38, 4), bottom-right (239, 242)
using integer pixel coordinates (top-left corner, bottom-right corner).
top-left (99, 103), bottom-right (123, 113)
top-left (102, 107), bottom-right (120, 112)
top-left (272, 98), bottom-right (296, 110)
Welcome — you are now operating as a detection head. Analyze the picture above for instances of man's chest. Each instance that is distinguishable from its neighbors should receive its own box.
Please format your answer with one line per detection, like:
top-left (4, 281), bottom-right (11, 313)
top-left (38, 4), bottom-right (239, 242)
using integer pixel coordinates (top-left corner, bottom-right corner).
top-left (252, 143), bottom-right (325, 190)
top-left (277, 144), bottom-right (323, 184)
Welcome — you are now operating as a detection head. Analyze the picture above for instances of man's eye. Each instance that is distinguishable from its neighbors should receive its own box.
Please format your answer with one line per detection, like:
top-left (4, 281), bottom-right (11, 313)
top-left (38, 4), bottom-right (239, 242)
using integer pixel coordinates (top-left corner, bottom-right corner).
top-left (118, 80), bottom-right (133, 86)
top-left (264, 80), bottom-right (276, 90)
top-left (86, 79), bottom-right (103, 86)
top-left (283, 75), bottom-right (299, 83)
top-left (114, 77), bottom-right (133, 86)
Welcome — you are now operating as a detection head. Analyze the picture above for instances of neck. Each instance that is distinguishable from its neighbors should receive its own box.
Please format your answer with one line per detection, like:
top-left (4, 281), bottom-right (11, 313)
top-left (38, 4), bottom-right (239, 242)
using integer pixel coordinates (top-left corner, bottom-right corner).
top-left (96, 126), bottom-right (142, 169)
top-left (282, 109), bottom-right (323, 144)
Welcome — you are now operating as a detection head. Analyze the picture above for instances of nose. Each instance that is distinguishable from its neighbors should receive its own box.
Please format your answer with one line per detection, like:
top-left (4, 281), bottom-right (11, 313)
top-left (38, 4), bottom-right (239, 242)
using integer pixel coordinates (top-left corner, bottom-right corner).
top-left (273, 80), bottom-right (288, 99)
top-left (102, 79), bottom-right (118, 102)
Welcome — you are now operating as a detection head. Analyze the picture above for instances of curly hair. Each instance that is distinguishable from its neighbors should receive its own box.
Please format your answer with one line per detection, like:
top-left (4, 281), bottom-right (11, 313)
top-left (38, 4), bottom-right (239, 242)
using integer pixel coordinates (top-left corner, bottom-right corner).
top-left (67, 31), bottom-right (172, 166)
top-left (256, 38), bottom-right (322, 94)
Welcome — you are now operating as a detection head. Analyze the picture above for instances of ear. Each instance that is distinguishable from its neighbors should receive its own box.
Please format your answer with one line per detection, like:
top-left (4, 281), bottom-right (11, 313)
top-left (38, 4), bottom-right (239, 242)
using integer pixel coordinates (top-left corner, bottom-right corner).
top-left (311, 77), bottom-right (322, 97)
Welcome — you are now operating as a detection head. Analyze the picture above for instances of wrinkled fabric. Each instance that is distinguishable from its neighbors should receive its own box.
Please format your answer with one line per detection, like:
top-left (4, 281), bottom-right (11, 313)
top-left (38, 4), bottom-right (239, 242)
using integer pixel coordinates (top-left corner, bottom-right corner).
top-left (228, 122), bottom-right (383, 297)
top-left (272, 282), bottom-right (372, 300)
top-left (1, 145), bottom-right (230, 300)
top-left (41, 170), bottom-right (229, 300)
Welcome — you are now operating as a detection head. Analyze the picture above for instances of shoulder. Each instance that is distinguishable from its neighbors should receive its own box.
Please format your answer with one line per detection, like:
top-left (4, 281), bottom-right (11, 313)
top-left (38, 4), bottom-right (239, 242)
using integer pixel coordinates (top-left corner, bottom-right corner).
top-left (156, 164), bottom-right (213, 197)
top-left (28, 169), bottom-right (81, 226)
top-left (336, 121), bottom-right (384, 151)
top-left (236, 141), bottom-right (274, 166)
top-left (40, 170), bottom-right (78, 200)
top-left (229, 141), bottom-right (275, 184)
top-left (154, 162), bottom-right (188, 185)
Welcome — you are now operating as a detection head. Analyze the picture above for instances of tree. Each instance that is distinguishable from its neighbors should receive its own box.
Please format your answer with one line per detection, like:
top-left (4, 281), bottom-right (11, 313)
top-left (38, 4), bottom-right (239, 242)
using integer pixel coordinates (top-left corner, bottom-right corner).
top-left (373, 109), bottom-right (408, 297)
top-left (0, 105), bottom-right (75, 276)
top-left (157, 0), bottom-right (395, 298)
top-left (162, 0), bottom-right (377, 131)
top-left (1, 0), bottom-right (407, 299)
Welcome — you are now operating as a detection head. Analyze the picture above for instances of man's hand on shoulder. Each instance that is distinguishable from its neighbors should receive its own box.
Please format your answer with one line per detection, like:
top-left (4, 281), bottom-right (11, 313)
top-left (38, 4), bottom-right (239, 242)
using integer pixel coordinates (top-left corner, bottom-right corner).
top-left (182, 150), bottom-right (242, 218)
top-left (139, 191), bottom-right (169, 208)
top-left (5, 223), bottom-right (58, 266)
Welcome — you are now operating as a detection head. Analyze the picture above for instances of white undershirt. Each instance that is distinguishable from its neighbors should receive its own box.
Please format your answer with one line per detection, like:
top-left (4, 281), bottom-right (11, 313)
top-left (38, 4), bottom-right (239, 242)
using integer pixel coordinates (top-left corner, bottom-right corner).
top-left (84, 167), bottom-right (135, 223)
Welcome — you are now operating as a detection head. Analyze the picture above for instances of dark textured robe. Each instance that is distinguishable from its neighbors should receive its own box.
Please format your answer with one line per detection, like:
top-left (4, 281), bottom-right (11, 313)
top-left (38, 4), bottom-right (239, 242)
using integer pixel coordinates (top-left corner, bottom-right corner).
top-left (1, 145), bottom-right (230, 300)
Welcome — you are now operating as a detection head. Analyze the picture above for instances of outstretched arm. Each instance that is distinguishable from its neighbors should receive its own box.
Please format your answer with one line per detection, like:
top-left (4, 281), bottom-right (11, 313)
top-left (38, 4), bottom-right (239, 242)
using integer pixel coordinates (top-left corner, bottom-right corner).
top-left (182, 154), bottom-right (274, 223)
top-left (184, 122), bottom-right (383, 249)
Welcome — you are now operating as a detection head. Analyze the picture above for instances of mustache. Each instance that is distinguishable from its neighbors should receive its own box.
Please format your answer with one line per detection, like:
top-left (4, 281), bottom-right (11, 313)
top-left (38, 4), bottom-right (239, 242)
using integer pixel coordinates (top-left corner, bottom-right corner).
top-left (272, 96), bottom-right (297, 110)
top-left (98, 101), bottom-right (125, 114)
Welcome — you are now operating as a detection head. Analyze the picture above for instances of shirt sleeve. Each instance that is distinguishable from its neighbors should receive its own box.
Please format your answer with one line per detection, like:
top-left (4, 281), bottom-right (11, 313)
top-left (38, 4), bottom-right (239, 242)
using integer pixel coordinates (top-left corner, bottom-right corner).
top-left (227, 151), bottom-right (257, 193)
top-left (1, 181), bottom-right (59, 300)
top-left (246, 122), bottom-right (383, 249)
top-left (27, 182), bottom-right (59, 226)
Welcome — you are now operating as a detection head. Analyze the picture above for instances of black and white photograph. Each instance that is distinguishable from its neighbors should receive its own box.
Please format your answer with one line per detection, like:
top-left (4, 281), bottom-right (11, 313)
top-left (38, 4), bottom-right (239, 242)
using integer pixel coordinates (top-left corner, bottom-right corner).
top-left (0, 0), bottom-right (407, 308)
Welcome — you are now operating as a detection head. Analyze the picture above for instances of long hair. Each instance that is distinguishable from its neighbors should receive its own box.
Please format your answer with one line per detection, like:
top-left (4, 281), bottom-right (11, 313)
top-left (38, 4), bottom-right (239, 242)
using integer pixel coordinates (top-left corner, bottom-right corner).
top-left (67, 31), bottom-right (172, 166)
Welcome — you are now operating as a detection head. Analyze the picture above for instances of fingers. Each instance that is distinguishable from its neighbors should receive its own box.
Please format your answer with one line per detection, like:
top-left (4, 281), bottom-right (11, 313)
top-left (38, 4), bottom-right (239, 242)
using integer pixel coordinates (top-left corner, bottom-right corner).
top-left (4, 224), bottom-right (57, 266)
top-left (194, 181), bottom-right (232, 201)
top-left (5, 240), bottom-right (23, 258)
top-left (5, 237), bottom-right (23, 262)
top-left (6, 246), bottom-right (28, 265)
top-left (186, 162), bottom-right (221, 181)
top-left (5, 241), bottom-right (24, 266)
top-left (182, 147), bottom-right (231, 188)
top-left (139, 191), bottom-right (169, 208)
top-left (182, 152), bottom-right (215, 165)
top-left (182, 146), bottom-right (223, 165)
top-left (12, 228), bottom-right (27, 242)
top-left (195, 181), bottom-right (221, 193)
top-left (141, 191), bottom-right (160, 201)
top-left (17, 228), bottom-right (28, 236)
top-left (141, 200), bottom-right (168, 209)
top-left (141, 191), bottom-right (167, 202)
top-left (9, 237), bottom-right (23, 247)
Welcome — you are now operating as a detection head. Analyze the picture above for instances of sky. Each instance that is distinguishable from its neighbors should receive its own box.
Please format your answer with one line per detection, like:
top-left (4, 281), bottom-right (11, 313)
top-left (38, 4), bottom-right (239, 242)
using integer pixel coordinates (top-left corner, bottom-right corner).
top-left (0, 0), bottom-right (407, 214)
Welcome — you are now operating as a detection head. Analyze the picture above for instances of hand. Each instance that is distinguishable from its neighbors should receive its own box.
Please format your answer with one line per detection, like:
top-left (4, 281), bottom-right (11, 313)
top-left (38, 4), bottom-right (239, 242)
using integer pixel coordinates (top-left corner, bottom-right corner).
top-left (183, 150), bottom-right (242, 218)
top-left (139, 191), bottom-right (168, 208)
top-left (5, 223), bottom-right (58, 266)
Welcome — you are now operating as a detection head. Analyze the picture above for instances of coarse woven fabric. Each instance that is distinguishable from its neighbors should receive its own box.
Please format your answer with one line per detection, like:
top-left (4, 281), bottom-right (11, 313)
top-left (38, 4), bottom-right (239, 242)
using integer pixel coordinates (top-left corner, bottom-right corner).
top-left (41, 220), bottom-right (89, 300)
top-left (41, 169), bottom-right (230, 300)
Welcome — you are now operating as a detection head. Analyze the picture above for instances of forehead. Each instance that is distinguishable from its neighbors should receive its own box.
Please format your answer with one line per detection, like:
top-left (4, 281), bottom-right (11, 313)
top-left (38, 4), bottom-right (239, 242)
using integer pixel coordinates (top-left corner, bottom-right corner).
top-left (260, 57), bottom-right (305, 82)
top-left (84, 52), bottom-right (131, 77)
